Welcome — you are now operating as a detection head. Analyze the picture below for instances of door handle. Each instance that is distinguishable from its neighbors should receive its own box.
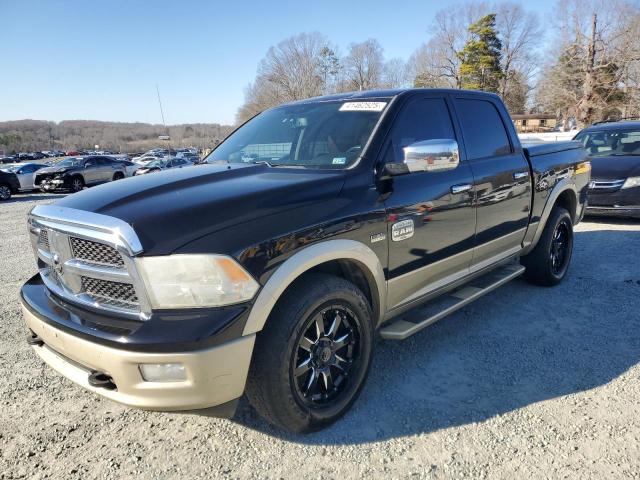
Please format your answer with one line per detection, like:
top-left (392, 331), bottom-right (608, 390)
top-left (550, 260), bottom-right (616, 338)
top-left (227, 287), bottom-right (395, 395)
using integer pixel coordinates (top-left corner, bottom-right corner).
top-left (450, 183), bottom-right (473, 194)
top-left (513, 171), bottom-right (529, 180)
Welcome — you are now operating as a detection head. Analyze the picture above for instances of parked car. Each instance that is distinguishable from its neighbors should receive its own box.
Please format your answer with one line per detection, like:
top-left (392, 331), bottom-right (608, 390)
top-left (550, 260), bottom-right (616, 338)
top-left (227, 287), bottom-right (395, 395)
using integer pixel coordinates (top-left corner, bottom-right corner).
top-left (0, 155), bottom-right (18, 164)
top-left (114, 158), bottom-right (141, 177)
top-left (573, 119), bottom-right (640, 218)
top-left (133, 157), bottom-right (193, 175)
top-left (0, 163), bottom-right (46, 191)
top-left (0, 169), bottom-right (20, 200)
top-left (20, 89), bottom-right (590, 433)
top-left (131, 154), bottom-right (165, 165)
top-left (65, 150), bottom-right (82, 156)
top-left (176, 151), bottom-right (200, 163)
top-left (34, 155), bottom-right (127, 192)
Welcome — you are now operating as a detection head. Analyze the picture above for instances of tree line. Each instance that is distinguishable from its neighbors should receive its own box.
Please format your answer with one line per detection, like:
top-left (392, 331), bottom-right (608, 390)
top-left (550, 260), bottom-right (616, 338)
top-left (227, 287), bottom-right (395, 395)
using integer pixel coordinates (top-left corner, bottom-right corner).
top-left (0, 120), bottom-right (233, 154)
top-left (237, 0), bottom-right (640, 128)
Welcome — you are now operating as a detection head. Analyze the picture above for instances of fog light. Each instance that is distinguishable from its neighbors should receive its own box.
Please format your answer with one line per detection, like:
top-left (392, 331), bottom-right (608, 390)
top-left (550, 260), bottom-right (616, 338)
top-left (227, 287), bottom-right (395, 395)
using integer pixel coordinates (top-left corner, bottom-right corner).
top-left (138, 363), bottom-right (187, 382)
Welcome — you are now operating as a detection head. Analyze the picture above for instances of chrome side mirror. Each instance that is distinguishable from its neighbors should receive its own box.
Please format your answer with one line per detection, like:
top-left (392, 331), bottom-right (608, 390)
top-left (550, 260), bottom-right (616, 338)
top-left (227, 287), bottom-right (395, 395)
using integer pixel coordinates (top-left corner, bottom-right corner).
top-left (385, 139), bottom-right (460, 176)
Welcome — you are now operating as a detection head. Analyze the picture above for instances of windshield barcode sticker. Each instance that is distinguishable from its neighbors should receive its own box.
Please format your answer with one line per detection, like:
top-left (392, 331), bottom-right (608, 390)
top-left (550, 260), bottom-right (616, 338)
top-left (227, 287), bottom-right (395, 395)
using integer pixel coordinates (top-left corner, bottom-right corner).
top-left (339, 102), bottom-right (387, 112)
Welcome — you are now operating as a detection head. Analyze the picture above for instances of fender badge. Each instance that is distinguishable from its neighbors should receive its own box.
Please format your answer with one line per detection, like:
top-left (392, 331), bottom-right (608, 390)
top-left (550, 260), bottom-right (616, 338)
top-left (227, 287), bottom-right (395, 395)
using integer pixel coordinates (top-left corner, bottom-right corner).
top-left (391, 219), bottom-right (414, 241)
top-left (370, 232), bottom-right (386, 243)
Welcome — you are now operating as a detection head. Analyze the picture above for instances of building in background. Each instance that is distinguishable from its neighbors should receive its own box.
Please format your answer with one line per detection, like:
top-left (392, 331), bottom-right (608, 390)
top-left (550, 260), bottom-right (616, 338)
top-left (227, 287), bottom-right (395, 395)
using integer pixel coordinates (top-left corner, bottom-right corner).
top-left (511, 114), bottom-right (557, 133)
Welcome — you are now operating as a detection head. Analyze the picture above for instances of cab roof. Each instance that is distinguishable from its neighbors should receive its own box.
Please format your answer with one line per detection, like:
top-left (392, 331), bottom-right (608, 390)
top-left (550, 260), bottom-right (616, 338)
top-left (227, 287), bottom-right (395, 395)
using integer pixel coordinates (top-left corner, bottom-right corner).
top-left (282, 88), bottom-right (501, 106)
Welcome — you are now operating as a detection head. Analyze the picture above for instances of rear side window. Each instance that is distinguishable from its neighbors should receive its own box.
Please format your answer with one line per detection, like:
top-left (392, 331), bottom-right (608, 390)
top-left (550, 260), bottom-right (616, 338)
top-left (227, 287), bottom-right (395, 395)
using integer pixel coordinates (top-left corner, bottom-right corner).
top-left (383, 97), bottom-right (456, 163)
top-left (455, 99), bottom-right (511, 160)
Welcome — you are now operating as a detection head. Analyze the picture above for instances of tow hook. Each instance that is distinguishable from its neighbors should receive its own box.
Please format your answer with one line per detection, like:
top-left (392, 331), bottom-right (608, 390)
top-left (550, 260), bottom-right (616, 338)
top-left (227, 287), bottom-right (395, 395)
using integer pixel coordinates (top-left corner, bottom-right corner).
top-left (88, 371), bottom-right (117, 390)
top-left (26, 331), bottom-right (44, 347)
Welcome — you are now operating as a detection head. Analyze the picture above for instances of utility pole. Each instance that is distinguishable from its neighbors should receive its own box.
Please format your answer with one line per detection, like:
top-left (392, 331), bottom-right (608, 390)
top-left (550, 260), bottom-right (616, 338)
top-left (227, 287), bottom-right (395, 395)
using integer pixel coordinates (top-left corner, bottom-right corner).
top-left (156, 84), bottom-right (172, 155)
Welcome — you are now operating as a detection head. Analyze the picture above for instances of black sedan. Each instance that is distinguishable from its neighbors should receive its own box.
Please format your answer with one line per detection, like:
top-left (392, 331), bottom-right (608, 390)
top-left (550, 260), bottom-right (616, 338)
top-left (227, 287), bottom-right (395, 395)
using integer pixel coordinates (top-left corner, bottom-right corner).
top-left (574, 120), bottom-right (640, 219)
top-left (0, 169), bottom-right (20, 200)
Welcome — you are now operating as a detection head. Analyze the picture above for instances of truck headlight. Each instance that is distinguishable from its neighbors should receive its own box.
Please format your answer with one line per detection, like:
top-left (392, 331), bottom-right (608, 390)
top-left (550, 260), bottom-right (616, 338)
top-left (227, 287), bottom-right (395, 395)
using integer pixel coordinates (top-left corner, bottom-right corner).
top-left (136, 254), bottom-right (259, 309)
top-left (621, 177), bottom-right (640, 189)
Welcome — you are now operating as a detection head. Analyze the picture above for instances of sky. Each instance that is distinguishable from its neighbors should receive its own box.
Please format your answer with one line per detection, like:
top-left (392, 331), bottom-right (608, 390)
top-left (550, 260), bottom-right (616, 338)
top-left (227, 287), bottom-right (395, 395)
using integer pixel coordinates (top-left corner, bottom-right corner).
top-left (0, 0), bottom-right (557, 125)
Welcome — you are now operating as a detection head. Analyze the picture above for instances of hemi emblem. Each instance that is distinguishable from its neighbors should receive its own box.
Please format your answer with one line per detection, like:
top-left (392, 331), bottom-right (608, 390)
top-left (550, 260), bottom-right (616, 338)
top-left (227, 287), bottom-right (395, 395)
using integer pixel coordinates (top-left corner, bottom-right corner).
top-left (370, 232), bottom-right (386, 244)
top-left (391, 219), bottom-right (414, 241)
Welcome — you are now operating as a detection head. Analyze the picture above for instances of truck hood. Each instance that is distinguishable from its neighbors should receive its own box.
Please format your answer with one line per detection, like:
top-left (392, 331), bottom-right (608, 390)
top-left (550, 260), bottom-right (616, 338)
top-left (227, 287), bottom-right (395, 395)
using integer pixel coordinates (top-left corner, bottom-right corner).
top-left (55, 163), bottom-right (346, 254)
top-left (590, 155), bottom-right (640, 180)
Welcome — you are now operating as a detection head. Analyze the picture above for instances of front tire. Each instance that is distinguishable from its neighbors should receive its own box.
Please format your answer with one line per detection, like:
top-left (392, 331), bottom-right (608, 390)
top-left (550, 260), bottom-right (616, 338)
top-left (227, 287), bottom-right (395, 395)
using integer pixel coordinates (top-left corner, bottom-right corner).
top-left (112, 172), bottom-right (125, 181)
top-left (245, 273), bottom-right (374, 433)
top-left (521, 206), bottom-right (574, 286)
top-left (70, 176), bottom-right (84, 193)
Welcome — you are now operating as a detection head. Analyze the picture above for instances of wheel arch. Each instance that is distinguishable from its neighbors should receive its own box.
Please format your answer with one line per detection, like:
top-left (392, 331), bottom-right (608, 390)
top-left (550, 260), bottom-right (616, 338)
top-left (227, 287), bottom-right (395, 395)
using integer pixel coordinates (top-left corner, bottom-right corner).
top-left (242, 239), bottom-right (387, 336)
top-left (522, 179), bottom-right (578, 255)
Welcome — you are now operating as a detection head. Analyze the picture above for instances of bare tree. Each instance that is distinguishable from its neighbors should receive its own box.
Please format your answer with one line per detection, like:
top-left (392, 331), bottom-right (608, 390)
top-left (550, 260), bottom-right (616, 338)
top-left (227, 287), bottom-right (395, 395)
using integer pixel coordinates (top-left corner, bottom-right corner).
top-left (495, 2), bottom-right (541, 112)
top-left (237, 32), bottom-right (335, 123)
top-left (381, 58), bottom-right (409, 88)
top-left (536, 0), bottom-right (640, 126)
top-left (341, 39), bottom-right (384, 91)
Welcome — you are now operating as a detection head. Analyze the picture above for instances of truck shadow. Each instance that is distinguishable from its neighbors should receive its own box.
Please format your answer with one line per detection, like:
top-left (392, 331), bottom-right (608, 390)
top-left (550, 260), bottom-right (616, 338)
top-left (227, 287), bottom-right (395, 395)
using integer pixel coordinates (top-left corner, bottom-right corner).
top-left (231, 226), bottom-right (640, 444)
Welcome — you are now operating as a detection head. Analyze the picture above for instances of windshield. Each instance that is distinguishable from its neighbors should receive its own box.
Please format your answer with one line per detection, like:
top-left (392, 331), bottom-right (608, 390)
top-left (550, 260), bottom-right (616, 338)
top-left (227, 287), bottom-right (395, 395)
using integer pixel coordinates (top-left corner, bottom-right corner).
top-left (56, 158), bottom-right (83, 167)
top-left (205, 100), bottom-right (388, 169)
top-left (574, 129), bottom-right (640, 156)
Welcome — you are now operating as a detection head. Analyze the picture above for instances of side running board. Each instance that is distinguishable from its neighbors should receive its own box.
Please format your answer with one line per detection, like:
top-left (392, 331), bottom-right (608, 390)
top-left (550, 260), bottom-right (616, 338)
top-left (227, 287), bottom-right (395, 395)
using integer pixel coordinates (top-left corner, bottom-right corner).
top-left (379, 263), bottom-right (525, 340)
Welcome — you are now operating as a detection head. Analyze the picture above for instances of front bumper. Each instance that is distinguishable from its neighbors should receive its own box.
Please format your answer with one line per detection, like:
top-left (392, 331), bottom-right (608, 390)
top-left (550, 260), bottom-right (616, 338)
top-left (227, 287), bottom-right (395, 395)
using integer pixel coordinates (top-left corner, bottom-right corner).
top-left (37, 178), bottom-right (69, 191)
top-left (587, 187), bottom-right (640, 218)
top-left (21, 298), bottom-right (255, 413)
top-left (585, 205), bottom-right (640, 219)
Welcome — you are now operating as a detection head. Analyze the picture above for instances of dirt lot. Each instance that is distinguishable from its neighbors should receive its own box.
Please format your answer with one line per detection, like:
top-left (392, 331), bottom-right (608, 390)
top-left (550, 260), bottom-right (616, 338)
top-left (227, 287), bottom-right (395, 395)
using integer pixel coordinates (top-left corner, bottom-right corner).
top-left (1, 193), bottom-right (639, 479)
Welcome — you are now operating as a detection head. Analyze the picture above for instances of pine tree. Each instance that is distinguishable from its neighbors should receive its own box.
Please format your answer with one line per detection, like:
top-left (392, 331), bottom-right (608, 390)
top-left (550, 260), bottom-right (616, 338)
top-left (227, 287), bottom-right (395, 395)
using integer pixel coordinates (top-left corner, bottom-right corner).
top-left (458, 14), bottom-right (504, 92)
top-left (318, 47), bottom-right (340, 95)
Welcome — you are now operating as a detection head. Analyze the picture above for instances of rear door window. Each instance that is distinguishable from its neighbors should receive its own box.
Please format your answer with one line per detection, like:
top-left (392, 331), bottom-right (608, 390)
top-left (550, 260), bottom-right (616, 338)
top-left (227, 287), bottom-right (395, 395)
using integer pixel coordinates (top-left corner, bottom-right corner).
top-left (454, 99), bottom-right (511, 160)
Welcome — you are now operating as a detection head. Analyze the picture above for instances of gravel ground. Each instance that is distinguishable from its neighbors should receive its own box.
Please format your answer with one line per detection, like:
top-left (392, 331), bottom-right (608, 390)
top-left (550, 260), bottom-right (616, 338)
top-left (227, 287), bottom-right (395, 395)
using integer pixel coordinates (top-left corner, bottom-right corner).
top-left (1, 193), bottom-right (639, 479)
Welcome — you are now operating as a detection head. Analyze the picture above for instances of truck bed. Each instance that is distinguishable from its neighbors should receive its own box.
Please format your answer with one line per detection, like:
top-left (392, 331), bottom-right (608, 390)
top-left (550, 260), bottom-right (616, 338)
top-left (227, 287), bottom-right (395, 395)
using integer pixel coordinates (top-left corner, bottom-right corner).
top-left (522, 140), bottom-right (583, 158)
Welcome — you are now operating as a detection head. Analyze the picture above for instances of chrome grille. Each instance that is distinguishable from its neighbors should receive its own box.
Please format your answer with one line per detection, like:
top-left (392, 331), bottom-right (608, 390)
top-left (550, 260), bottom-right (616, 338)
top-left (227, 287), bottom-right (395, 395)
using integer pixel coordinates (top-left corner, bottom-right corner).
top-left (589, 179), bottom-right (626, 192)
top-left (70, 237), bottom-right (125, 267)
top-left (28, 205), bottom-right (150, 319)
top-left (81, 277), bottom-right (139, 307)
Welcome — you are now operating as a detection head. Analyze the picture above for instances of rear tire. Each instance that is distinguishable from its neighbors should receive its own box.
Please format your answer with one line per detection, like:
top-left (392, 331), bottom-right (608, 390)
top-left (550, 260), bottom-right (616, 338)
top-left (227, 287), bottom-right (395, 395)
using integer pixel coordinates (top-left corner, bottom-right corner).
top-left (0, 184), bottom-right (11, 201)
top-left (112, 172), bottom-right (125, 181)
top-left (245, 273), bottom-right (374, 433)
top-left (521, 206), bottom-right (573, 286)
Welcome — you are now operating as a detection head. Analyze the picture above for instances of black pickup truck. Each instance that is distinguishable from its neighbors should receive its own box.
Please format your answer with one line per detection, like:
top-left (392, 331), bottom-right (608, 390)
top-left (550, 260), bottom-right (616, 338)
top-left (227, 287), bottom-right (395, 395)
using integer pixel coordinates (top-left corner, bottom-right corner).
top-left (21, 89), bottom-right (590, 433)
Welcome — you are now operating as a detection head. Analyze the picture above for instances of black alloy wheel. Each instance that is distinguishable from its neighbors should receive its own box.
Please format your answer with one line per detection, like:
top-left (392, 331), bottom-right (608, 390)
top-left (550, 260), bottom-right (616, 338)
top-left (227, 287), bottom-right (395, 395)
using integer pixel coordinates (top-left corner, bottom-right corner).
top-left (521, 206), bottom-right (573, 286)
top-left (550, 221), bottom-right (570, 276)
top-left (245, 273), bottom-right (374, 433)
top-left (292, 305), bottom-right (361, 407)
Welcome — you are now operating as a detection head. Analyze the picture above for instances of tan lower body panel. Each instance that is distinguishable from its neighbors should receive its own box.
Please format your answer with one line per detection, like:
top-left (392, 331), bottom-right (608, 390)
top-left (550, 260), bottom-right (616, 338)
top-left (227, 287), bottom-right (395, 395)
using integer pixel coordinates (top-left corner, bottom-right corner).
top-left (22, 303), bottom-right (255, 411)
